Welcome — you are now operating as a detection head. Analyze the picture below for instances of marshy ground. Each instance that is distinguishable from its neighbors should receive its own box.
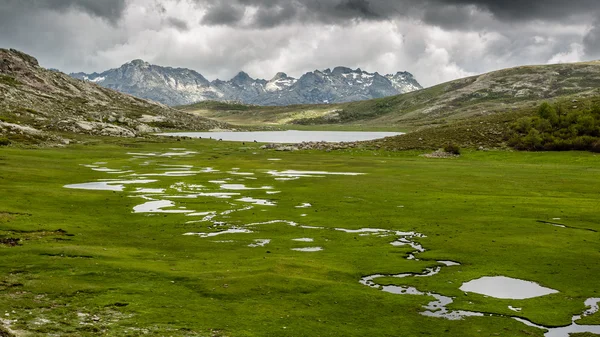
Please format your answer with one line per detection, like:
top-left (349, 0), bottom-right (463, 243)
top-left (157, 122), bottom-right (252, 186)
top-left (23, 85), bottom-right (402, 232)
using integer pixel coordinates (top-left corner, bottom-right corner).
top-left (1, 138), bottom-right (600, 336)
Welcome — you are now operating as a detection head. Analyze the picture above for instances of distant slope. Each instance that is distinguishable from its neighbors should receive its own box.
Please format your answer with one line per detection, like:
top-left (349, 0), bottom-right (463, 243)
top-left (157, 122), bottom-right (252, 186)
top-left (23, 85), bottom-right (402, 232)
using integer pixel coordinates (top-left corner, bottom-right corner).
top-left (0, 49), bottom-right (228, 145)
top-left (181, 61), bottom-right (600, 129)
top-left (71, 61), bottom-right (422, 106)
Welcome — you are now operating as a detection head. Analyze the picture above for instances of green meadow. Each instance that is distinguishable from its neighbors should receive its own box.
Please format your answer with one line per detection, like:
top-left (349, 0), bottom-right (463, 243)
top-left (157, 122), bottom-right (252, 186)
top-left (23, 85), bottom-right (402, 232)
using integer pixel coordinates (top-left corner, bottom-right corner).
top-left (1, 138), bottom-right (599, 336)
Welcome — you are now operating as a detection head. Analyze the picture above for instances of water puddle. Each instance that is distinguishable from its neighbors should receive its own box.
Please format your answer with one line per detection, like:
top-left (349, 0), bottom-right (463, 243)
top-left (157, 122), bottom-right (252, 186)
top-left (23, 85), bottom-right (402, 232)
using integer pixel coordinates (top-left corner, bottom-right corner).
top-left (64, 180), bottom-right (157, 191)
top-left (438, 260), bottom-right (461, 267)
top-left (292, 238), bottom-right (314, 242)
top-left (296, 203), bottom-right (312, 208)
top-left (183, 228), bottom-right (253, 237)
top-left (237, 197), bottom-right (276, 206)
top-left (90, 167), bottom-right (121, 172)
top-left (133, 188), bottom-right (166, 194)
top-left (136, 168), bottom-right (216, 177)
top-left (514, 298), bottom-right (600, 336)
top-left (267, 170), bottom-right (364, 178)
top-left (169, 192), bottom-right (240, 199)
top-left (291, 247), bottom-right (323, 252)
top-left (246, 220), bottom-right (299, 227)
top-left (335, 228), bottom-right (387, 234)
top-left (228, 171), bottom-right (254, 176)
top-left (133, 200), bottom-right (193, 214)
top-left (220, 184), bottom-right (273, 190)
top-left (460, 276), bottom-right (559, 300)
top-left (157, 164), bottom-right (194, 169)
top-left (248, 239), bottom-right (271, 248)
top-left (127, 151), bottom-right (198, 157)
top-left (186, 211), bottom-right (216, 217)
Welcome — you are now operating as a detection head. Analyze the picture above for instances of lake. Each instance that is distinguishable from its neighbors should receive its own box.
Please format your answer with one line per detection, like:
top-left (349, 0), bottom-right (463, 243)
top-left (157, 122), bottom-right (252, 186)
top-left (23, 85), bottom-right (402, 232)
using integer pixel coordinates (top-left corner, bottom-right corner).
top-left (156, 130), bottom-right (403, 143)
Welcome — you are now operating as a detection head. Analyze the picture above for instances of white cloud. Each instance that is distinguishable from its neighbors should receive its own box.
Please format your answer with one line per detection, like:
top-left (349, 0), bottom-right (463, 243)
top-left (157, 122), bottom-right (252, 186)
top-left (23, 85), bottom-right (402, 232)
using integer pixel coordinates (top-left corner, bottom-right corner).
top-left (547, 43), bottom-right (585, 64)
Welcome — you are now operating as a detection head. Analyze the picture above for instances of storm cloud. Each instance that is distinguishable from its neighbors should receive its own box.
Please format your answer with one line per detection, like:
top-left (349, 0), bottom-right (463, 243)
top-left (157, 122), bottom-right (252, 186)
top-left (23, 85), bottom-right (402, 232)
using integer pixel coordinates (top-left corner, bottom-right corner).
top-left (195, 0), bottom-right (600, 28)
top-left (0, 0), bottom-right (598, 87)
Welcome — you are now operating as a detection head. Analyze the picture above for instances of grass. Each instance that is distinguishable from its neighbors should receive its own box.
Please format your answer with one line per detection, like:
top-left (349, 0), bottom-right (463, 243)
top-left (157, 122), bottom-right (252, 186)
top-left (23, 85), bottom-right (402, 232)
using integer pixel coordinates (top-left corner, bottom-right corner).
top-left (1, 138), bottom-right (600, 336)
top-left (0, 75), bottom-right (20, 87)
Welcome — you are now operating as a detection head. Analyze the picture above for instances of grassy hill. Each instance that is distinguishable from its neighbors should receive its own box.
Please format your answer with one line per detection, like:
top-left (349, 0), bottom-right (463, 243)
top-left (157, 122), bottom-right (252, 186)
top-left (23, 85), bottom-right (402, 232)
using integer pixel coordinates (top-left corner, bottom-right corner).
top-left (180, 61), bottom-right (600, 130)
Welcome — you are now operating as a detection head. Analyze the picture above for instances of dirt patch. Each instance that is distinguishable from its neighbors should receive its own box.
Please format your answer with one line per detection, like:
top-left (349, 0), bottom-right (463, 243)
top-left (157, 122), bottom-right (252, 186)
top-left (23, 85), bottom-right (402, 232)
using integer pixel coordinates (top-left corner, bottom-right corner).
top-left (0, 229), bottom-right (71, 247)
top-left (0, 238), bottom-right (20, 247)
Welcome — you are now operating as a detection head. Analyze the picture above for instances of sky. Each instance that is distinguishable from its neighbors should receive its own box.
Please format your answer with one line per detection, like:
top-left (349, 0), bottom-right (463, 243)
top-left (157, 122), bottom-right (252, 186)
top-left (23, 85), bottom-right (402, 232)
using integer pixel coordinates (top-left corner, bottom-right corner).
top-left (1, 0), bottom-right (599, 87)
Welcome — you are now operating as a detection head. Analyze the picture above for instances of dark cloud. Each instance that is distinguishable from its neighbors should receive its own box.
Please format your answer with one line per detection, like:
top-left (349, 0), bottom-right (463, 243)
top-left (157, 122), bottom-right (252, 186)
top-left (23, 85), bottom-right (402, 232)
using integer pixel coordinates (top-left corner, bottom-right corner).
top-left (335, 0), bottom-right (380, 19)
top-left (196, 0), bottom-right (599, 28)
top-left (200, 2), bottom-right (246, 25)
top-left (253, 3), bottom-right (298, 28)
top-left (584, 23), bottom-right (600, 58)
top-left (0, 0), bottom-right (127, 23)
top-left (166, 17), bottom-right (190, 31)
top-left (435, 0), bottom-right (600, 21)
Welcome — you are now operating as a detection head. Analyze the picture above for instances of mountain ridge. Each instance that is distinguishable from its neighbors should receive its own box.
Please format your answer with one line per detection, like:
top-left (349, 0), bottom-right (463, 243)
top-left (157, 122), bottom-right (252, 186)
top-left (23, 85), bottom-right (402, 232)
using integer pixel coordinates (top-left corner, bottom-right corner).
top-left (70, 61), bottom-right (422, 106)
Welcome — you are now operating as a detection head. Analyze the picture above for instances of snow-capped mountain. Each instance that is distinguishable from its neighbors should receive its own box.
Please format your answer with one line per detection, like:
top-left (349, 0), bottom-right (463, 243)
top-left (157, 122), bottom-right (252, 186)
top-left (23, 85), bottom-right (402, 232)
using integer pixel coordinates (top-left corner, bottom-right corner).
top-left (70, 62), bottom-right (423, 106)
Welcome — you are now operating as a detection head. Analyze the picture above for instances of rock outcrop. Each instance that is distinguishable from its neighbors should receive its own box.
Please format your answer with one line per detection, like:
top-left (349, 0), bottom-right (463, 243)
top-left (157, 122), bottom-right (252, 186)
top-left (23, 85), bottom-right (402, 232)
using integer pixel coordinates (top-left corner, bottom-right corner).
top-left (0, 49), bottom-right (229, 144)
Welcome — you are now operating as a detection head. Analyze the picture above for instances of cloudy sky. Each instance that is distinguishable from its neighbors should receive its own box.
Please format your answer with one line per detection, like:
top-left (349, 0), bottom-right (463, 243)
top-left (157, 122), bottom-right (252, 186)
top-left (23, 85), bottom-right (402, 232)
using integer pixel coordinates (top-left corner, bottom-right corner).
top-left (1, 0), bottom-right (599, 87)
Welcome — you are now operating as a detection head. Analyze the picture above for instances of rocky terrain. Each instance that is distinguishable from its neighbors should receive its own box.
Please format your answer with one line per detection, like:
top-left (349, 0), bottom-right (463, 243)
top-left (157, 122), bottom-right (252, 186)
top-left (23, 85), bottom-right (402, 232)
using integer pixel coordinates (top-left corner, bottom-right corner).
top-left (71, 61), bottom-right (422, 106)
top-left (0, 49), bottom-right (228, 145)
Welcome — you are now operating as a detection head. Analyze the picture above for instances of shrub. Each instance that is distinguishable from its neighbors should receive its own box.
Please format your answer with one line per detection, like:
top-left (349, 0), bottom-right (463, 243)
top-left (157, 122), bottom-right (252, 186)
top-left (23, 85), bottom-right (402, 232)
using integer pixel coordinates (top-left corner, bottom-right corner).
top-left (591, 140), bottom-right (600, 153)
top-left (509, 101), bottom-right (600, 152)
top-left (0, 137), bottom-right (10, 146)
top-left (522, 129), bottom-right (543, 150)
top-left (443, 143), bottom-right (461, 155)
top-left (538, 102), bottom-right (557, 121)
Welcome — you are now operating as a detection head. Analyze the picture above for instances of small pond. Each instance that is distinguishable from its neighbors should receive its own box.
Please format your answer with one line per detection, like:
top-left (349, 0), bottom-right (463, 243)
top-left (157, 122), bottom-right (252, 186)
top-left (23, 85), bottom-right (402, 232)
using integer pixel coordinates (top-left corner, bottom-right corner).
top-left (156, 130), bottom-right (403, 143)
top-left (460, 276), bottom-right (559, 299)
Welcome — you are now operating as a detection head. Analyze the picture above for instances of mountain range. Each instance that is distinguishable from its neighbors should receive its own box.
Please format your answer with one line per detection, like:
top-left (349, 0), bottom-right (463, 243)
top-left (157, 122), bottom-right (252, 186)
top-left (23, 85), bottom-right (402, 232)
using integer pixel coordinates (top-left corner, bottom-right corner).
top-left (70, 60), bottom-right (422, 106)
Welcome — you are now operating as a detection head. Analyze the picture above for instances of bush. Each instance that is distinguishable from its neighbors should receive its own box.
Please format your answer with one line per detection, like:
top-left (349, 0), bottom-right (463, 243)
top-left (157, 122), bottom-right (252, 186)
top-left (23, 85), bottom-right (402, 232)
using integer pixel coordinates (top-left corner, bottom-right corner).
top-left (0, 137), bottom-right (10, 146)
top-left (443, 143), bottom-right (461, 155)
top-left (509, 101), bottom-right (600, 152)
top-left (591, 140), bottom-right (600, 153)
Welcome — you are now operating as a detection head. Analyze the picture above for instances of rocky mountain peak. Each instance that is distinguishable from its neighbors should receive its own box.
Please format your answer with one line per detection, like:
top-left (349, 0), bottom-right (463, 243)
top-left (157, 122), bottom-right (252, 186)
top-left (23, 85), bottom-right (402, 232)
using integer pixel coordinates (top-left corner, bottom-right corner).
top-left (70, 60), bottom-right (423, 106)
top-left (0, 48), bottom-right (40, 74)
top-left (271, 72), bottom-right (289, 81)
top-left (127, 59), bottom-right (150, 68)
top-left (331, 66), bottom-right (354, 76)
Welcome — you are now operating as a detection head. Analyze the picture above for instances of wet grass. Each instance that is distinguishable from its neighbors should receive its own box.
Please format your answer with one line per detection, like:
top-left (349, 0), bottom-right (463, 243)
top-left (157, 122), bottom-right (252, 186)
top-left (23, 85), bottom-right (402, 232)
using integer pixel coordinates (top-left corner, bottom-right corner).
top-left (0, 138), bottom-right (599, 336)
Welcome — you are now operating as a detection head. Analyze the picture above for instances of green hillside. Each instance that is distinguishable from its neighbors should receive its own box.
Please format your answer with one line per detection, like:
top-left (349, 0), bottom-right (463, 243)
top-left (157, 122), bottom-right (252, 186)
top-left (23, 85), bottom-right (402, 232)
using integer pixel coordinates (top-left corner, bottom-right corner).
top-left (180, 61), bottom-right (600, 130)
